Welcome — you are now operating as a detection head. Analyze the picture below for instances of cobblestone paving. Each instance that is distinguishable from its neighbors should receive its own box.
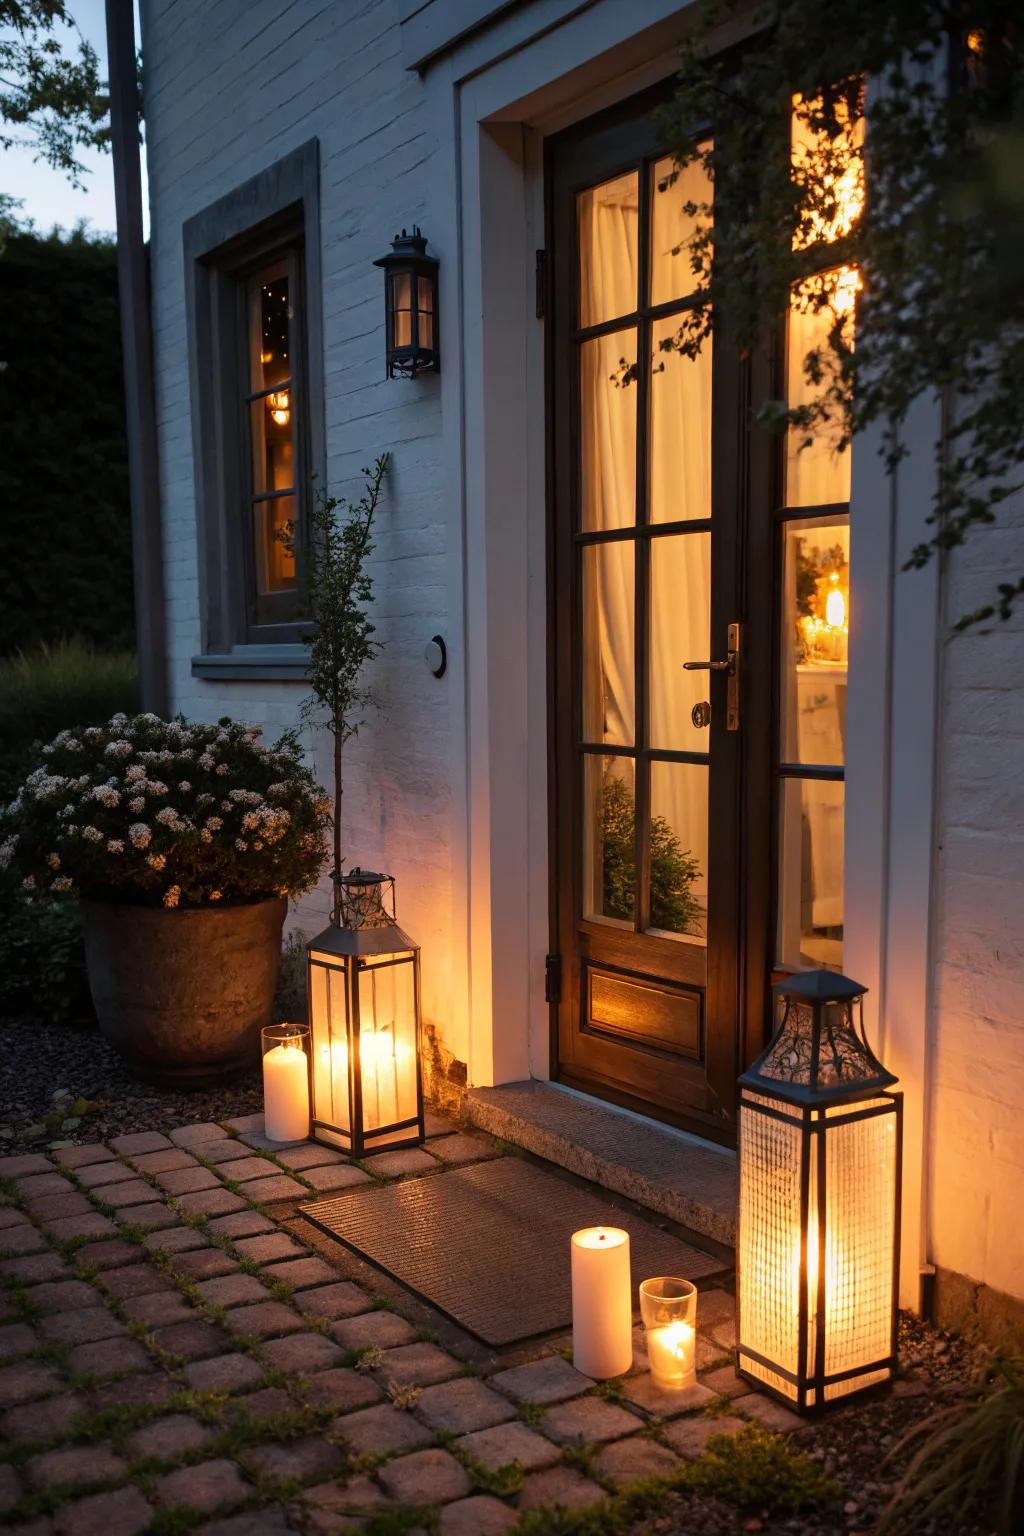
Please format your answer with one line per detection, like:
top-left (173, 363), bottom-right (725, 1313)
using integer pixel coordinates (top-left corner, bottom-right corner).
top-left (0, 1114), bottom-right (770, 1534)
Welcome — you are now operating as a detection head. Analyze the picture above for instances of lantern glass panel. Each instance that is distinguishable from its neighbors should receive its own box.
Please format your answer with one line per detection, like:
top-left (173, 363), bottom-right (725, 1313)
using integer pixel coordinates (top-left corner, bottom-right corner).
top-left (737, 1092), bottom-right (804, 1402)
top-left (309, 958), bottom-right (351, 1136)
top-left (357, 956), bottom-right (417, 1131)
top-left (819, 1099), bottom-right (898, 1402)
top-left (392, 272), bottom-right (413, 349)
top-left (417, 276), bottom-right (434, 350)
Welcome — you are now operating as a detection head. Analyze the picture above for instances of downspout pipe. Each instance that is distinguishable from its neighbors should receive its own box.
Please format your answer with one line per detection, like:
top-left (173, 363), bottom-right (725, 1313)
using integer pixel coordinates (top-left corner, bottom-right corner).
top-left (105, 0), bottom-right (167, 715)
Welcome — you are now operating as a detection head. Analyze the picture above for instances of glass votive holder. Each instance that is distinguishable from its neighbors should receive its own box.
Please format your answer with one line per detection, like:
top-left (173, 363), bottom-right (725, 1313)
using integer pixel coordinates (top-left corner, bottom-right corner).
top-left (639, 1276), bottom-right (698, 1389)
top-left (261, 1023), bottom-right (311, 1143)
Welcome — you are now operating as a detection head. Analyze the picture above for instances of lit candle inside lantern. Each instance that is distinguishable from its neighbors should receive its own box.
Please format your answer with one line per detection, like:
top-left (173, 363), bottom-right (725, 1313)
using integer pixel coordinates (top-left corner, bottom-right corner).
top-left (571, 1226), bottom-right (632, 1379)
top-left (262, 1039), bottom-right (310, 1142)
top-left (646, 1318), bottom-right (696, 1388)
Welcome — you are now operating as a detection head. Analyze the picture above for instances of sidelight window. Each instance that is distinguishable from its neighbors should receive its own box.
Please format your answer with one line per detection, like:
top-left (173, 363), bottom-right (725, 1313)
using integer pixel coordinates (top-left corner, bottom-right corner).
top-left (775, 93), bottom-right (863, 971)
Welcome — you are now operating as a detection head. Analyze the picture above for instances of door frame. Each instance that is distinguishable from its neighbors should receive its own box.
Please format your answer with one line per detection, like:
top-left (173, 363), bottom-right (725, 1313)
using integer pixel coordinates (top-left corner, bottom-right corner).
top-left (543, 83), bottom-right (777, 1145)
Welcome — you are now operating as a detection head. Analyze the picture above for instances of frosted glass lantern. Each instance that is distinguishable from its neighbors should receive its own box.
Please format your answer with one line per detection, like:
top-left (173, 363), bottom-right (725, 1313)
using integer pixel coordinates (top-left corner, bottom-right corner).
top-left (737, 970), bottom-right (902, 1414)
top-left (307, 870), bottom-right (425, 1157)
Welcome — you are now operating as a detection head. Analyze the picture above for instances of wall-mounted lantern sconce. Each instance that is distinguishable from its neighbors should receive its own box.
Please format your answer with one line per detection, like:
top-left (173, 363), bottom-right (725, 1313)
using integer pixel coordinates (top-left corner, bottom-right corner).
top-left (374, 227), bottom-right (439, 379)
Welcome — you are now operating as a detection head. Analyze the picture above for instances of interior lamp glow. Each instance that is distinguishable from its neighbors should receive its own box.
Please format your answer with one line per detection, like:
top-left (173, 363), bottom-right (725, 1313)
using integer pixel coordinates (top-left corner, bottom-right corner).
top-left (737, 970), bottom-right (902, 1415)
top-left (307, 870), bottom-right (425, 1157)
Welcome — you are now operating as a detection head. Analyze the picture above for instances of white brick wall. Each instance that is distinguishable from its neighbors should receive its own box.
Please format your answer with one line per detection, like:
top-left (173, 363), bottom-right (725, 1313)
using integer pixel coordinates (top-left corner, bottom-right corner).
top-left (931, 491), bottom-right (1024, 1302)
top-left (141, 0), bottom-right (457, 1050)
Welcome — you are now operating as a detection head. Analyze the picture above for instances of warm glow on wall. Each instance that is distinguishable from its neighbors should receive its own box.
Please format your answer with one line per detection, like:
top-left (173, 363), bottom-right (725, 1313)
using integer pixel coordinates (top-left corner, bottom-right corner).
top-left (738, 971), bottom-right (902, 1414)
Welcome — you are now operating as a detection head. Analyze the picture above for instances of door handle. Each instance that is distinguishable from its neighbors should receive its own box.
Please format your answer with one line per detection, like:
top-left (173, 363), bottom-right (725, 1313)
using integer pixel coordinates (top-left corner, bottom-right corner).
top-left (683, 623), bottom-right (741, 731)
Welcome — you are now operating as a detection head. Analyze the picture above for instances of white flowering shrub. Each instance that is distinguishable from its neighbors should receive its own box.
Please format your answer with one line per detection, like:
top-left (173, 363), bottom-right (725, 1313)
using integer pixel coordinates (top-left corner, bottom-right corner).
top-left (0, 715), bottom-right (330, 909)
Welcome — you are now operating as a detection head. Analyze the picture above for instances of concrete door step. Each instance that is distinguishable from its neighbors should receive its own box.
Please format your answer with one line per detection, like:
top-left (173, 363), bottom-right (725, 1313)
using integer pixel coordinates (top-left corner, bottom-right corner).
top-left (465, 1079), bottom-right (737, 1250)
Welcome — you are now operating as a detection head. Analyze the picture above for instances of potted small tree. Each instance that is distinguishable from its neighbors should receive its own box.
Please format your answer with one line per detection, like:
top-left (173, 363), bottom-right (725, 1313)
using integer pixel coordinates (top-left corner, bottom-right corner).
top-left (0, 715), bottom-right (328, 1084)
top-left (298, 454), bottom-right (391, 919)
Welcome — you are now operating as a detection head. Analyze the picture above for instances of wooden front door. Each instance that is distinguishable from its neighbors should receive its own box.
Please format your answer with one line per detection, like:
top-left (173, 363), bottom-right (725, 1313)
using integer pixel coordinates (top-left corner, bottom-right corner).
top-left (548, 91), bottom-right (774, 1145)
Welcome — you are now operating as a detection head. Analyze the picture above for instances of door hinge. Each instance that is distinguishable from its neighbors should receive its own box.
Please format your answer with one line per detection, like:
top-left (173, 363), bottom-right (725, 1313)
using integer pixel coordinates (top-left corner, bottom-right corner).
top-left (545, 953), bottom-right (562, 1005)
top-left (535, 248), bottom-right (547, 319)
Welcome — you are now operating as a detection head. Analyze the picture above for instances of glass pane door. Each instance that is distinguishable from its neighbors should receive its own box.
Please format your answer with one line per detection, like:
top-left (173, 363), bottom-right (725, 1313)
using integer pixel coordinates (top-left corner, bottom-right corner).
top-left (576, 155), bottom-right (713, 957)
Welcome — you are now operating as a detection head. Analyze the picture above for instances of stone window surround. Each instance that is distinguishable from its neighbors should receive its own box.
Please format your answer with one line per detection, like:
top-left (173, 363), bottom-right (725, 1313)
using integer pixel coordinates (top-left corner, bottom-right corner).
top-left (183, 138), bottom-right (324, 681)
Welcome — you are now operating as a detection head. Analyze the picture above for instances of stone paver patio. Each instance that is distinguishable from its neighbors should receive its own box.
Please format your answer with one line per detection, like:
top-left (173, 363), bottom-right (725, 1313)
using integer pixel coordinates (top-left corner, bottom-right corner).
top-left (0, 1112), bottom-right (790, 1533)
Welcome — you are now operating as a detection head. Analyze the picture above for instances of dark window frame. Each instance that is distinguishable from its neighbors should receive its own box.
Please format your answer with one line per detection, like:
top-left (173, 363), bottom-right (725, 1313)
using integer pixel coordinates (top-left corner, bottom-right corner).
top-left (184, 140), bottom-right (324, 675)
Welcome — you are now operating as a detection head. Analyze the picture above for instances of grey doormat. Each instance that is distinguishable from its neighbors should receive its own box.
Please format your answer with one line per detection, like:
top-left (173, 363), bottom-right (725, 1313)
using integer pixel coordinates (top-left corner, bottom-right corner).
top-left (299, 1156), bottom-right (727, 1346)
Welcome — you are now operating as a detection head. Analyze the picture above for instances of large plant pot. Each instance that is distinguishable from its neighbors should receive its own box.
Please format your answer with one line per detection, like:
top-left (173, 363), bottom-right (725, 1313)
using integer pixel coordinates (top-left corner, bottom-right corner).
top-left (81, 896), bottom-right (287, 1087)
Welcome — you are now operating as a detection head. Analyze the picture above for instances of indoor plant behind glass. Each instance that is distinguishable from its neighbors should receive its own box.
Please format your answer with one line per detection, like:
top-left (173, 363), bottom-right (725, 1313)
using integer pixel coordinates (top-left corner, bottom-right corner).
top-left (0, 713), bottom-right (329, 1084)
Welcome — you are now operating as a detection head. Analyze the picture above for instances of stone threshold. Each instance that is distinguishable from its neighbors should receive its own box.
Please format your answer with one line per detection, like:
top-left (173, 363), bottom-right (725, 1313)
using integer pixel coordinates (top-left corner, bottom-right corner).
top-left (465, 1079), bottom-right (737, 1250)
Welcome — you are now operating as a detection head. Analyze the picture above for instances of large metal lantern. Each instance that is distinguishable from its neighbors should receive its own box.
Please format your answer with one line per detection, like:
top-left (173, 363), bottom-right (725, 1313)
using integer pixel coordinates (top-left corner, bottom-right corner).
top-left (307, 870), bottom-right (425, 1157)
top-left (373, 227), bottom-right (439, 378)
top-left (737, 970), bottom-right (902, 1415)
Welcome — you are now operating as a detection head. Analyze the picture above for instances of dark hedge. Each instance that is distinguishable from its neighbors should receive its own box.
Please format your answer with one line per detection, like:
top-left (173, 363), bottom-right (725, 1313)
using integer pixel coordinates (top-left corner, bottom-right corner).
top-left (0, 226), bottom-right (134, 654)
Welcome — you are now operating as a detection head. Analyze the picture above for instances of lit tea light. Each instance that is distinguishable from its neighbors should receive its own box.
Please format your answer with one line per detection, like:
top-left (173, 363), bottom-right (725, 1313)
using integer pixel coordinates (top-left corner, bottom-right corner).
top-left (571, 1226), bottom-right (632, 1379)
top-left (639, 1277), bottom-right (697, 1390)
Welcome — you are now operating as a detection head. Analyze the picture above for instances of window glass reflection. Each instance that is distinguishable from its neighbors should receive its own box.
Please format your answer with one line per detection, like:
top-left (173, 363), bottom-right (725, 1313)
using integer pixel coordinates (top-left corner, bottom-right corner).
top-left (583, 755), bottom-right (636, 927)
top-left (582, 541), bottom-right (635, 746)
top-left (777, 777), bottom-right (844, 971)
top-left (650, 149), bottom-right (712, 306)
top-left (649, 760), bottom-right (708, 941)
top-left (780, 518), bottom-right (849, 766)
top-left (578, 172), bottom-right (639, 326)
top-left (581, 331), bottom-right (637, 531)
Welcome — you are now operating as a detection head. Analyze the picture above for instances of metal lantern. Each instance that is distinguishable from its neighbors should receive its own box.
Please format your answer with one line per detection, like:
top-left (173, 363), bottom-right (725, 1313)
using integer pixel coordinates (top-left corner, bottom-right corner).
top-left (307, 870), bottom-right (425, 1157)
top-left (373, 227), bottom-right (439, 378)
top-left (737, 970), bottom-right (902, 1415)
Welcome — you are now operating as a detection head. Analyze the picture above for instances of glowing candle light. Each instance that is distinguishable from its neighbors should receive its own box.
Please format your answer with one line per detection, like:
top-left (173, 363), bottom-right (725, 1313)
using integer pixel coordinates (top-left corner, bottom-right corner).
top-left (261, 1025), bottom-right (310, 1143)
top-left (639, 1277), bottom-right (697, 1390)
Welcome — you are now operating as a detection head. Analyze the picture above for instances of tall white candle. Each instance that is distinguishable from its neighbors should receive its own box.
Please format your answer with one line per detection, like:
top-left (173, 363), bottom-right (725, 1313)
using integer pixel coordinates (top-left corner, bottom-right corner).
top-left (263, 1042), bottom-right (309, 1142)
top-left (571, 1226), bottom-right (632, 1379)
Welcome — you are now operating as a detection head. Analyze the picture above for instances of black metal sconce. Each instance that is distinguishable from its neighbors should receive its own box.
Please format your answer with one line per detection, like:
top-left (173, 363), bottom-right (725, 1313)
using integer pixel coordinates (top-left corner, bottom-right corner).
top-left (374, 227), bottom-right (439, 379)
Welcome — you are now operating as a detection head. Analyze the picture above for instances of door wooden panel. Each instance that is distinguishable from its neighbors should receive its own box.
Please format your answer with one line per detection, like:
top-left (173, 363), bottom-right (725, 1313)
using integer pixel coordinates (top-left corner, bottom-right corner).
top-left (548, 88), bottom-right (774, 1144)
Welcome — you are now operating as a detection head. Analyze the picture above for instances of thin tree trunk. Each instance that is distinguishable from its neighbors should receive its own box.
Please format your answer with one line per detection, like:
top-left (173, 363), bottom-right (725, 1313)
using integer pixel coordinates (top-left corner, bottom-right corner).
top-left (332, 728), bottom-right (343, 926)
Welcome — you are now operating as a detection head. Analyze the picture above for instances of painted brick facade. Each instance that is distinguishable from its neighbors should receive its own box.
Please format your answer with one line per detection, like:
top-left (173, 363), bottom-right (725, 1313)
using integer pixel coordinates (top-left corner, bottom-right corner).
top-left (141, 0), bottom-right (456, 1051)
top-left (931, 496), bottom-right (1024, 1306)
top-left (141, 0), bottom-right (1024, 1320)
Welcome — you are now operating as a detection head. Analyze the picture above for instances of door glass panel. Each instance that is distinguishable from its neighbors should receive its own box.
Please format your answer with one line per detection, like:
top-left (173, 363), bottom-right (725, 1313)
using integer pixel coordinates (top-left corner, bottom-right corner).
top-left (649, 760), bottom-right (708, 941)
top-left (578, 172), bottom-right (639, 326)
top-left (581, 331), bottom-right (637, 531)
top-left (650, 150), bottom-right (713, 306)
top-left (583, 755), bottom-right (635, 927)
top-left (777, 777), bottom-right (844, 970)
top-left (785, 272), bottom-right (858, 507)
top-left (649, 532), bottom-right (711, 751)
top-left (582, 541), bottom-right (635, 746)
top-left (780, 517), bottom-right (849, 765)
top-left (650, 321), bottom-right (712, 523)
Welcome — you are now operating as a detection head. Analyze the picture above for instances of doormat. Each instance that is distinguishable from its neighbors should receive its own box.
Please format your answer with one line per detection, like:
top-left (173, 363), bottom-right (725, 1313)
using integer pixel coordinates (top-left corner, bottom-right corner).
top-left (299, 1156), bottom-right (727, 1346)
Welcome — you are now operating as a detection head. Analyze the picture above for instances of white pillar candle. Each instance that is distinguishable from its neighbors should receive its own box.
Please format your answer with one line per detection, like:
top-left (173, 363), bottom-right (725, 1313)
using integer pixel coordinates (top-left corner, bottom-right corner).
top-left (646, 1318), bottom-right (696, 1389)
top-left (571, 1226), bottom-right (632, 1379)
top-left (263, 1042), bottom-right (310, 1142)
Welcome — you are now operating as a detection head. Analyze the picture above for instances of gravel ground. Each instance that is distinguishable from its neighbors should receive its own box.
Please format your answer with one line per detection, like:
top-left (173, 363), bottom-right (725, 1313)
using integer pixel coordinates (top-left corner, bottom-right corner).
top-left (628, 1315), bottom-right (988, 1536)
top-left (0, 1017), bottom-right (263, 1153)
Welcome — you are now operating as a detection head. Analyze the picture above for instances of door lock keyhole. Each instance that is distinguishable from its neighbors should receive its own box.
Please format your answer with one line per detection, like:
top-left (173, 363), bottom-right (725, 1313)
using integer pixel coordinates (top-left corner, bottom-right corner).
top-left (691, 700), bottom-right (712, 729)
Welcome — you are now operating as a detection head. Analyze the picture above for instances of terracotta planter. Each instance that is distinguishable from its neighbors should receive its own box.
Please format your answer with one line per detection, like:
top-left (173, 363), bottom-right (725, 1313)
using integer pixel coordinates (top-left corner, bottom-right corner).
top-left (81, 896), bottom-right (287, 1087)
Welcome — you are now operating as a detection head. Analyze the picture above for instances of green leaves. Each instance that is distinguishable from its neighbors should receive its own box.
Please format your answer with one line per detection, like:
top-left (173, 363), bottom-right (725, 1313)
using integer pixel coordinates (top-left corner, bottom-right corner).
top-left (1, 3), bottom-right (110, 187)
top-left (657, 1), bottom-right (1024, 628)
